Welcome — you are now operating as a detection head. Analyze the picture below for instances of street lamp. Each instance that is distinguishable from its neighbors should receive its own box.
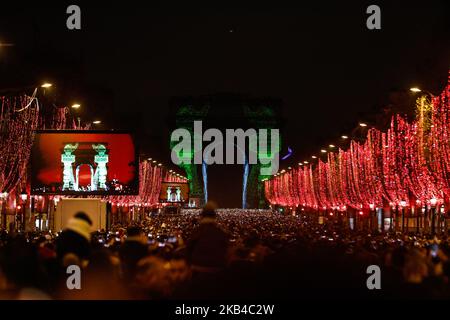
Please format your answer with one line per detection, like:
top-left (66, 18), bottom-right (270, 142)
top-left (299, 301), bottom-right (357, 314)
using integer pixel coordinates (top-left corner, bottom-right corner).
top-left (0, 42), bottom-right (15, 47)
top-left (359, 123), bottom-right (368, 127)
top-left (41, 83), bottom-right (53, 88)
top-left (341, 135), bottom-right (349, 139)
top-left (430, 198), bottom-right (438, 235)
top-left (369, 203), bottom-right (375, 231)
top-left (17, 191), bottom-right (28, 232)
top-left (71, 103), bottom-right (81, 109)
top-left (415, 200), bottom-right (422, 234)
top-left (400, 200), bottom-right (407, 233)
top-left (93, 120), bottom-right (101, 125)
top-left (20, 192), bottom-right (27, 202)
top-left (410, 87), bottom-right (435, 98)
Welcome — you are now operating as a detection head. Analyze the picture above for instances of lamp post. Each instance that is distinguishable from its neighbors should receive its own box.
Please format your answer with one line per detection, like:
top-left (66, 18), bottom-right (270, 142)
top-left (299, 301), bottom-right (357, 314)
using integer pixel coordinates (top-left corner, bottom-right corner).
top-left (369, 204), bottom-right (375, 232)
top-left (0, 192), bottom-right (9, 230)
top-left (400, 201), bottom-right (407, 233)
top-left (20, 191), bottom-right (27, 232)
top-left (390, 205), bottom-right (395, 233)
top-left (430, 198), bottom-right (437, 236)
top-left (415, 200), bottom-right (421, 234)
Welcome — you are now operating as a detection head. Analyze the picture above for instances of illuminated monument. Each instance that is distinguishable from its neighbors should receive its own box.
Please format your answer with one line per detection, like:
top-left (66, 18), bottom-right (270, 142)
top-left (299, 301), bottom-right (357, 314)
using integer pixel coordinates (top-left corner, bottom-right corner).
top-left (92, 144), bottom-right (109, 190)
top-left (61, 142), bottom-right (109, 192)
top-left (167, 186), bottom-right (182, 202)
top-left (169, 93), bottom-right (283, 208)
top-left (61, 143), bottom-right (78, 190)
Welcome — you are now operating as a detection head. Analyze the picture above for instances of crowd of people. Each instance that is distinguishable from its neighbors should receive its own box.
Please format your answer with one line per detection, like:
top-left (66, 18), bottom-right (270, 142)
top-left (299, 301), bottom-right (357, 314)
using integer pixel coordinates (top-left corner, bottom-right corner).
top-left (1, 203), bottom-right (450, 300)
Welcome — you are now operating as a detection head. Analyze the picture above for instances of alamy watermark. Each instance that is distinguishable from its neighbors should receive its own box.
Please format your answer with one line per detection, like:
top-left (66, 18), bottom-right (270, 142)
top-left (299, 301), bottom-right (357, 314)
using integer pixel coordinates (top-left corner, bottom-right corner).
top-left (66, 5), bottom-right (81, 30)
top-left (66, 5), bottom-right (380, 31)
top-left (366, 265), bottom-right (381, 290)
top-left (66, 265), bottom-right (81, 290)
top-left (170, 121), bottom-right (280, 175)
top-left (366, 5), bottom-right (381, 30)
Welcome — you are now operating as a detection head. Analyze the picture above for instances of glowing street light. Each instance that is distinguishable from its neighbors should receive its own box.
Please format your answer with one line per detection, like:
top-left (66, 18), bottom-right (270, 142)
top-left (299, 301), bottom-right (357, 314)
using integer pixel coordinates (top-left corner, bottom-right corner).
top-left (298, 163), bottom-right (303, 166)
top-left (430, 197), bottom-right (438, 235)
top-left (329, 144), bottom-right (335, 148)
top-left (341, 135), bottom-right (349, 139)
top-left (71, 103), bottom-right (81, 109)
top-left (311, 155), bottom-right (317, 159)
top-left (41, 83), bottom-right (53, 88)
top-left (359, 123), bottom-right (368, 127)
top-left (20, 191), bottom-right (27, 201)
top-left (430, 198), bottom-right (438, 207)
top-left (410, 87), bottom-right (422, 93)
top-left (303, 161), bottom-right (309, 164)
top-left (0, 42), bottom-right (14, 47)
top-left (321, 149), bottom-right (327, 153)
top-left (92, 120), bottom-right (101, 124)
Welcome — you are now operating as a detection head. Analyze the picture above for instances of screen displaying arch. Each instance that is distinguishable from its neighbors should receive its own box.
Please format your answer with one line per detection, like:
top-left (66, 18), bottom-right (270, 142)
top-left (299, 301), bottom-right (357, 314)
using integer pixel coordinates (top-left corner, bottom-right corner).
top-left (31, 131), bottom-right (138, 195)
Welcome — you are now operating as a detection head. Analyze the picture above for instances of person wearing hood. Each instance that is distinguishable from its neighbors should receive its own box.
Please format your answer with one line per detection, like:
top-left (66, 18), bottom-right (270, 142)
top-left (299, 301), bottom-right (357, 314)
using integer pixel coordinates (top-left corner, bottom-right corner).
top-left (56, 211), bottom-right (93, 266)
top-left (119, 226), bottom-right (149, 282)
top-left (186, 201), bottom-right (230, 273)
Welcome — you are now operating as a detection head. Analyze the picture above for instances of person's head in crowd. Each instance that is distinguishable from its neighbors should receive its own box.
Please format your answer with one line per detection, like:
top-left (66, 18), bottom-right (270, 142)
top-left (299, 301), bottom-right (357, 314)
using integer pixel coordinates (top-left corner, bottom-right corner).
top-left (135, 256), bottom-right (172, 298)
top-left (201, 201), bottom-right (218, 220)
top-left (391, 246), bottom-right (407, 270)
top-left (403, 249), bottom-right (429, 284)
top-left (126, 226), bottom-right (147, 244)
top-left (66, 212), bottom-right (93, 242)
top-left (0, 235), bottom-right (49, 294)
top-left (56, 211), bottom-right (93, 264)
top-left (167, 259), bottom-right (191, 284)
top-left (443, 261), bottom-right (450, 284)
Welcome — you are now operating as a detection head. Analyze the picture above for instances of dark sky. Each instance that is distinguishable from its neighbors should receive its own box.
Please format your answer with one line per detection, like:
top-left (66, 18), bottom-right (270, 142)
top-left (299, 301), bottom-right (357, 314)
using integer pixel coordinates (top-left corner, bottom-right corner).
top-left (1, 1), bottom-right (449, 206)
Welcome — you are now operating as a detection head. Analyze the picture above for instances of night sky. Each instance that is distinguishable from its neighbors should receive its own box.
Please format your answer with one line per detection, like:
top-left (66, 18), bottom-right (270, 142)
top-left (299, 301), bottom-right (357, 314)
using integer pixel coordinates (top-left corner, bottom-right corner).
top-left (1, 1), bottom-right (449, 206)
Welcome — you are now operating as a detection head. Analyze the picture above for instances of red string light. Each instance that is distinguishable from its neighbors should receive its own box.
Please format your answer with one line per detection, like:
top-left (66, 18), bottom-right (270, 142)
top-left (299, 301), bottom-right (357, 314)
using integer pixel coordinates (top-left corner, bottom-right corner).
top-left (265, 71), bottom-right (450, 212)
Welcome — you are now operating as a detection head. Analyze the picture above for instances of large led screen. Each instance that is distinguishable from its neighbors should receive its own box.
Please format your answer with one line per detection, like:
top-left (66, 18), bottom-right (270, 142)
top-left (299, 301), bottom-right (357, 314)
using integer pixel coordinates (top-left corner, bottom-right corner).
top-left (31, 131), bottom-right (138, 195)
top-left (159, 182), bottom-right (189, 203)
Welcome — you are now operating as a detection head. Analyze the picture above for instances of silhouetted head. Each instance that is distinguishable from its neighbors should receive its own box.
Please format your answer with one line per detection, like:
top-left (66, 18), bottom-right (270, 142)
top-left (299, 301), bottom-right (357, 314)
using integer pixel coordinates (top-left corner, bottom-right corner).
top-left (201, 201), bottom-right (218, 218)
top-left (66, 211), bottom-right (93, 241)
top-left (127, 226), bottom-right (143, 237)
top-left (74, 212), bottom-right (93, 226)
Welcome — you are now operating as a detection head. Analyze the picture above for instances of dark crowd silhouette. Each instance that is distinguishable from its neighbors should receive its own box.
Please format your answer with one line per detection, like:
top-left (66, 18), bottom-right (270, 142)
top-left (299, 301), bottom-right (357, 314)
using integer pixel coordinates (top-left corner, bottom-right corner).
top-left (1, 202), bottom-right (450, 300)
